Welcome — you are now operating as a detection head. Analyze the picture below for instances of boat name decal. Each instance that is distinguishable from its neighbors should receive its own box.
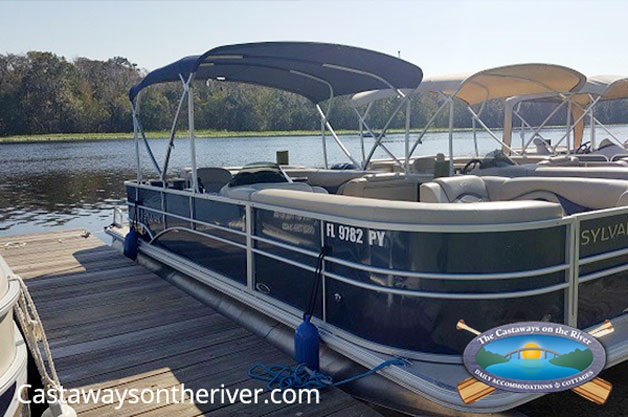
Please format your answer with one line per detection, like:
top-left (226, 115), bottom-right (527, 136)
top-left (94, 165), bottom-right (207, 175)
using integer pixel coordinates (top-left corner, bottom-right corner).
top-left (580, 220), bottom-right (628, 246)
top-left (272, 212), bottom-right (316, 235)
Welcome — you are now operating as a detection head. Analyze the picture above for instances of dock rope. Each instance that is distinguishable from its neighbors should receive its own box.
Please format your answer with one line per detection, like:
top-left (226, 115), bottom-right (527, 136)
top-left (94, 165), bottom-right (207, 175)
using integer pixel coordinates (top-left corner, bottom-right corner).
top-left (303, 246), bottom-right (329, 321)
top-left (3, 241), bottom-right (26, 249)
top-left (9, 273), bottom-right (73, 416)
top-left (248, 358), bottom-right (408, 391)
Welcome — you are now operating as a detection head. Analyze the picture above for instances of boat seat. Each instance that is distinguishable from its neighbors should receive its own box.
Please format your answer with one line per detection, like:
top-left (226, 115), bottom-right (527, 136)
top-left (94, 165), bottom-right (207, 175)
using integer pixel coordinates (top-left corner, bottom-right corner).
top-left (537, 155), bottom-right (580, 166)
top-left (250, 189), bottom-right (563, 225)
top-left (496, 177), bottom-right (628, 212)
top-left (412, 156), bottom-right (437, 175)
top-left (283, 169), bottom-right (374, 193)
top-left (219, 182), bottom-right (327, 201)
top-left (420, 175), bottom-right (628, 214)
top-left (419, 175), bottom-right (507, 203)
top-left (366, 159), bottom-right (399, 172)
top-left (338, 173), bottom-right (431, 202)
top-left (533, 137), bottom-right (553, 155)
top-left (534, 166), bottom-right (628, 179)
top-left (196, 167), bottom-right (234, 193)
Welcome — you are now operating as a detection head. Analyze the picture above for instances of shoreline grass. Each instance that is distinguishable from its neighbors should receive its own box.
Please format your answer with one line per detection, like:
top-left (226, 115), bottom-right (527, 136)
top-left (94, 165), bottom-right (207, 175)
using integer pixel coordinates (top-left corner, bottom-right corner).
top-left (0, 129), bottom-right (323, 143)
top-left (0, 124), bottom-right (590, 143)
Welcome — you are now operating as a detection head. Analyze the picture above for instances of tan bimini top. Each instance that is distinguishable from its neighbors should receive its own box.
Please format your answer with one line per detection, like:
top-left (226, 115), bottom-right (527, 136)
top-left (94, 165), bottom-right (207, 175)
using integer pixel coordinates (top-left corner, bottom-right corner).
top-left (570, 75), bottom-right (628, 105)
top-left (351, 63), bottom-right (586, 106)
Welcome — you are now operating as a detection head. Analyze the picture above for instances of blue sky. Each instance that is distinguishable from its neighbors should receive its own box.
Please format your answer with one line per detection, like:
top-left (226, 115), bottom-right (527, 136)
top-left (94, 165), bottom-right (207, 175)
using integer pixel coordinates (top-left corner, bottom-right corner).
top-left (1, 0), bottom-right (626, 77)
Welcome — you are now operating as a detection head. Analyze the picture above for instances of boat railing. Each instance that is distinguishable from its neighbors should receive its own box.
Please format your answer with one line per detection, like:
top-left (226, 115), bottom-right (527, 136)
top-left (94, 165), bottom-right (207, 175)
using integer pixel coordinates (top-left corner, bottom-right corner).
top-left (124, 180), bottom-right (628, 359)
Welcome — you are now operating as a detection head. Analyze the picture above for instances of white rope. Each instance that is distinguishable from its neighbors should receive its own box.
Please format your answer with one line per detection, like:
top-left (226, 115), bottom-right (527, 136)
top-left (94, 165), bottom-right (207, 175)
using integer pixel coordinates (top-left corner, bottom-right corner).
top-left (9, 273), bottom-right (62, 393)
top-left (3, 241), bottom-right (26, 248)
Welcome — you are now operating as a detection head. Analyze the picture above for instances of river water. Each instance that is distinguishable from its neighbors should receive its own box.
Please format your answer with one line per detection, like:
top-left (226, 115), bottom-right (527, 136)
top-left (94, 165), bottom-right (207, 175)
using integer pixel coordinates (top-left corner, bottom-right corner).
top-left (1, 127), bottom-right (625, 240)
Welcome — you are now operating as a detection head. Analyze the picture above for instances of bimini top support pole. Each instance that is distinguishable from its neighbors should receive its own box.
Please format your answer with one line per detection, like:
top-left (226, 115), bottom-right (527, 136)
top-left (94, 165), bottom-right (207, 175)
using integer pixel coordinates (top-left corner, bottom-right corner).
top-left (359, 102), bottom-right (374, 164)
top-left (404, 98), bottom-right (411, 174)
top-left (362, 90), bottom-right (409, 170)
top-left (448, 98), bottom-right (455, 176)
top-left (352, 106), bottom-right (404, 168)
top-left (316, 103), bottom-right (361, 168)
top-left (408, 95), bottom-right (451, 160)
top-left (162, 73), bottom-right (194, 183)
top-left (131, 97), bottom-right (142, 184)
top-left (130, 98), bottom-right (162, 177)
top-left (590, 106), bottom-right (596, 148)
top-left (188, 76), bottom-right (198, 193)
top-left (321, 116), bottom-right (329, 169)
top-left (466, 105), bottom-right (521, 156)
top-left (292, 68), bottom-right (361, 169)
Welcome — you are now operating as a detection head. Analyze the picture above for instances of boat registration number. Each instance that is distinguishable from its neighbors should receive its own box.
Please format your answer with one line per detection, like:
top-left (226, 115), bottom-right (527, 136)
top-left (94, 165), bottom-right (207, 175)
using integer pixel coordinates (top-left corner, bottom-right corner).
top-left (325, 223), bottom-right (386, 247)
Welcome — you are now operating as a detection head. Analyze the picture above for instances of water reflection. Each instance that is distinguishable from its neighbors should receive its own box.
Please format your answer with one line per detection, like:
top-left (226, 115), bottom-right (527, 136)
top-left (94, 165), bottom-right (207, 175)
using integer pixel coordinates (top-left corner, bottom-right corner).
top-left (0, 140), bottom-right (137, 238)
top-left (0, 169), bottom-right (131, 236)
top-left (1, 127), bottom-right (625, 239)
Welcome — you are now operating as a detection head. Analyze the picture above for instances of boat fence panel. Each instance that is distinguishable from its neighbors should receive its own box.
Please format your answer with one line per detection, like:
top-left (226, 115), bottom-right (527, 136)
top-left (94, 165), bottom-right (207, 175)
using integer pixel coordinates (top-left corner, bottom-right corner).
top-left (125, 182), bottom-right (628, 360)
top-left (252, 208), bottom-right (324, 314)
top-left (575, 210), bottom-right (628, 328)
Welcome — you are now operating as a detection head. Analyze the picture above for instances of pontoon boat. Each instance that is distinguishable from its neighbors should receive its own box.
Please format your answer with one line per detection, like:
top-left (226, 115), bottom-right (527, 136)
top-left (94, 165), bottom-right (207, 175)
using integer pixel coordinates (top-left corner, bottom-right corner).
top-left (107, 44), bottom-right (628, 416)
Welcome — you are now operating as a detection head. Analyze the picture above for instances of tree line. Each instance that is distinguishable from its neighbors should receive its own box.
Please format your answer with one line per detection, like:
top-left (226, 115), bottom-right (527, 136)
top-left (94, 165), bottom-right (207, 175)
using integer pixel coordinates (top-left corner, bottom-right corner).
top-left (1, 51), bottom-right (627, 137)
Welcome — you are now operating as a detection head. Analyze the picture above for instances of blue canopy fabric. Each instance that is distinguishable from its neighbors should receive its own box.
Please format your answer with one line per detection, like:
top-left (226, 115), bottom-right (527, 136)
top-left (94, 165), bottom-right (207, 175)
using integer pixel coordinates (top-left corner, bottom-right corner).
top-left (129, 42), bottom-right (423, 103)
top-left (129, 55), bottom-right (200, 101)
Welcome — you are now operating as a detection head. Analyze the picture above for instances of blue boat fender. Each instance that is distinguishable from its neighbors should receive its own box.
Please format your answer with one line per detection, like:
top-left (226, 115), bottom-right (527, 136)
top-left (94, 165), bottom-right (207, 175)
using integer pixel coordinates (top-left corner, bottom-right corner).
top-left (123, 227), bottom-right (139, 260)
top-left (294, 315), bottom-right (320, 371)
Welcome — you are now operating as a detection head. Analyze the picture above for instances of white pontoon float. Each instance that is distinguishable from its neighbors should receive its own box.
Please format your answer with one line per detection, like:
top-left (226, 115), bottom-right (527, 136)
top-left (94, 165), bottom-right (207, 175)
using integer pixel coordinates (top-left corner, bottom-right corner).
top-left (107, 45), bottom-right (628, 416)
top-left (0, 254), bottom-right (77, 417)
top-left (0, 257), bottom-right (27, 417)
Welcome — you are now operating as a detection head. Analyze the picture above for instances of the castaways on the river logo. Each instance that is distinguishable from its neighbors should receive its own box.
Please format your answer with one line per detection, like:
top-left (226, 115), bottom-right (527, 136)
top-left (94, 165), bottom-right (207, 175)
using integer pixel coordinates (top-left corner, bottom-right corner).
top-left (456, 320), bottom-right (614, 405)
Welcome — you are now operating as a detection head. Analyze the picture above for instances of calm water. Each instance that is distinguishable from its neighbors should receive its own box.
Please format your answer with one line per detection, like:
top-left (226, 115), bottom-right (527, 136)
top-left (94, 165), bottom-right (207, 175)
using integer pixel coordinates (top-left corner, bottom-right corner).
top-left (487, 359), bottom-right (580, 380)
top-left (1, 126), bottom-right (625, 240)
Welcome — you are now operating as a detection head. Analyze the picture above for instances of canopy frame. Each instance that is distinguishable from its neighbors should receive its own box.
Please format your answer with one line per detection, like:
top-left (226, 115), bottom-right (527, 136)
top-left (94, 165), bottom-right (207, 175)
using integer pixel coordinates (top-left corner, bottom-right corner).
top-left (129, 42), bottom-right (423, 184)
top-left (351, 64), bottom-right (585, 175)
top-left (503, 75), bottom-right (628, 154)
top-left (351, 89), bottom-right (414, 171)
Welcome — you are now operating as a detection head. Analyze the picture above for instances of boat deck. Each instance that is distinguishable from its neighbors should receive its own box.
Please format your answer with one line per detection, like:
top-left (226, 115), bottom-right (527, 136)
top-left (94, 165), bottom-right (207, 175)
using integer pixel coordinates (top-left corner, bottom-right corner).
top-left (0, 229), bottom-right (385, 417)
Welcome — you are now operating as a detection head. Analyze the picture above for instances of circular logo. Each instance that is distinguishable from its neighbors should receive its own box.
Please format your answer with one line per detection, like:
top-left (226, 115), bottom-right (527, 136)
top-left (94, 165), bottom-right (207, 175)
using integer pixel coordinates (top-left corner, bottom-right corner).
top-left (462, 322), bottom-right (606, 394)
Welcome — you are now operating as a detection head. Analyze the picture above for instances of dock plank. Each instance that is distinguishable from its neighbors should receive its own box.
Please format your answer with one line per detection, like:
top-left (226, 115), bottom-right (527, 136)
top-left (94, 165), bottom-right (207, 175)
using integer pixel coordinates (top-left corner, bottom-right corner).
top-left (0, 230), bottom-right (383, 417)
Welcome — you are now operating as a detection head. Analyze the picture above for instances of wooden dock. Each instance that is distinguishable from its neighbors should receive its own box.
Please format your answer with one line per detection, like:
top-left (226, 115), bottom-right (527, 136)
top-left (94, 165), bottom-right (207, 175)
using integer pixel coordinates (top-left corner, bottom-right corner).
top-left (0, 229), bottom-right (385, 417)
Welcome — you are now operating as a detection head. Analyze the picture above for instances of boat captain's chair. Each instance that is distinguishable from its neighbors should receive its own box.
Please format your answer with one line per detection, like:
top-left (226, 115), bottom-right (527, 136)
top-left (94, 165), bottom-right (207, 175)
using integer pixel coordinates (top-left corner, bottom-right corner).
top-left (411, 156), bottom-right (436, 175)
top-left (196, 167), bottom-right (234, 193)
top-left (533, 137), bottom-right (553, 155)
top-left (219, 164), bottom-right (328, 200)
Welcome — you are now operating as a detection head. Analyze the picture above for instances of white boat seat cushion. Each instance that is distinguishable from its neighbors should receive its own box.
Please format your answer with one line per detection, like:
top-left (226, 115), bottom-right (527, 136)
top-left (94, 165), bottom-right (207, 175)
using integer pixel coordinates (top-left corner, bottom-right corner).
top-left (219, 182), bottom-right (327, 201)
top-left (283, 169), bottom-right (373, 193)
top-left (420, 176), bottom-right (507, 203)
top-left (251, 189), bottom-right (563, 224)
top-left (496, 177), bottom-right (628, 210)
top-left (339, 173), bottom-right (431, 202)
top-left (420, 175), bottom-right (628, 213)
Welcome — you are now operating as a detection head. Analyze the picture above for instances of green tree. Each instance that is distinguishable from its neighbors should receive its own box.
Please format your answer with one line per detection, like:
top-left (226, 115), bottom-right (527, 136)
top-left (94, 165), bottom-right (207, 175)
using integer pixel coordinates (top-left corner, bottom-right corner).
top-left (15, 52), bottom-right (83, 134)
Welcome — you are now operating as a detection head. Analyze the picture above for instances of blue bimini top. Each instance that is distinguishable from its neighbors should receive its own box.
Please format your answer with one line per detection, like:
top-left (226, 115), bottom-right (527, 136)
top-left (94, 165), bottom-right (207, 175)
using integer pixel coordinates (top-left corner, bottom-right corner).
top-left (129, 42), bottom-right (423, 103)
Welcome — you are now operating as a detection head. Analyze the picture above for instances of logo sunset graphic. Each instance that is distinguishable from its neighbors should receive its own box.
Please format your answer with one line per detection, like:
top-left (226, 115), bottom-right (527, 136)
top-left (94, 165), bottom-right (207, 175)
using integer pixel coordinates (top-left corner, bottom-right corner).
top-left (477, 336), bottom-right (594, 381)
